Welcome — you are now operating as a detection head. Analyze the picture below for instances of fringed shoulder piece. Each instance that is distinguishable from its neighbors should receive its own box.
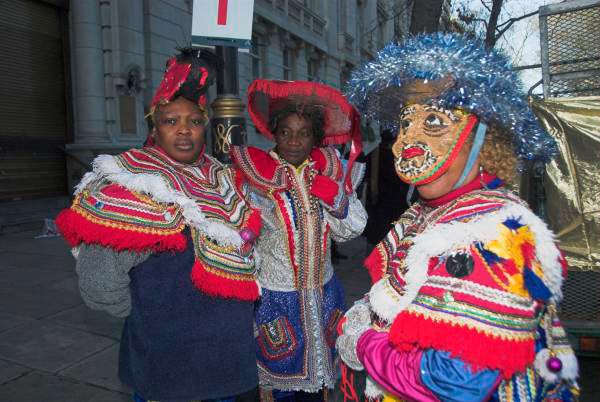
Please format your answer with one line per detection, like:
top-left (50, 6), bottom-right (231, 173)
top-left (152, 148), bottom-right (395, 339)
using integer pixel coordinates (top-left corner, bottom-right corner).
top-left (58, 149), bottom-right (263, 302)
top-left (72, 148), bottom-right (256, 248)
top-left (56, 180), bottom-right (186, 253)
top-left (230, 146), bottom-right (290, 192)
top-left (230, 145), bottom-right (345, 193)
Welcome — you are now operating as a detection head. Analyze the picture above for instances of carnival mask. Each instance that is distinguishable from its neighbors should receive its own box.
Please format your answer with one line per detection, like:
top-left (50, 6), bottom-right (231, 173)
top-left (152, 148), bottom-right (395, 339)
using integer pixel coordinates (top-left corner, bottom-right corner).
top-left (391, 104), bottom-right (478, 185)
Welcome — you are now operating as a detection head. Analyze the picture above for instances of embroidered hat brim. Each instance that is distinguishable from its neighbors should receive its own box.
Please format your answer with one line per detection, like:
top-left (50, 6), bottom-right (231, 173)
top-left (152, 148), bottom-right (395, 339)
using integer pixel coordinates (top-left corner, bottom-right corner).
top-left (248, 79), bottom-right (358, 145)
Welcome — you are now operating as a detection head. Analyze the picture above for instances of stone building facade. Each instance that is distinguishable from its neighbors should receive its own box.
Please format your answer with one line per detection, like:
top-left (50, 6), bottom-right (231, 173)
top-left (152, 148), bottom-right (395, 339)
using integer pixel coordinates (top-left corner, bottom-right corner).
top-left (0, 0), bottom-right (450, 227)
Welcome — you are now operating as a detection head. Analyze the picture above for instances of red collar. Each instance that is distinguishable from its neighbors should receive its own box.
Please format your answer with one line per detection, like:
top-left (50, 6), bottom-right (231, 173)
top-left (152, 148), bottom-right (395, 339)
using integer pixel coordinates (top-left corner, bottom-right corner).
top-left (230, 146), bottom-right (343, 192)
top-left (423, 172), bottom-right (501, 208)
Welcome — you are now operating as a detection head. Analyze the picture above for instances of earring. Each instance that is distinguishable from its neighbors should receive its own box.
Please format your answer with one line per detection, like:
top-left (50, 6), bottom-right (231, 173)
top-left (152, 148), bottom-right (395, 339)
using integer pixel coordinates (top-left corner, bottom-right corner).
top-left (479, 166), bottom-right (489, 189)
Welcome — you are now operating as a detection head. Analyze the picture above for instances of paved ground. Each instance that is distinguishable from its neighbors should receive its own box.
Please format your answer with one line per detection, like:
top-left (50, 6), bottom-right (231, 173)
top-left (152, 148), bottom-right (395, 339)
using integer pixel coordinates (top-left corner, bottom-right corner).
top-left (0, 228), bottom-right (598, 401)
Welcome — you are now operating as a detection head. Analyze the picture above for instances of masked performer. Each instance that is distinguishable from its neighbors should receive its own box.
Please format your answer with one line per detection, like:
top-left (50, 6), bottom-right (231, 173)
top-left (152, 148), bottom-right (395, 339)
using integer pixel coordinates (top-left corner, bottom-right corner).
top-left (336, 33), bottom-right (579, 402)
top-left (230, 80), bottom-right (367, 401)
top-left (56, 48), bottom-right (262, 402)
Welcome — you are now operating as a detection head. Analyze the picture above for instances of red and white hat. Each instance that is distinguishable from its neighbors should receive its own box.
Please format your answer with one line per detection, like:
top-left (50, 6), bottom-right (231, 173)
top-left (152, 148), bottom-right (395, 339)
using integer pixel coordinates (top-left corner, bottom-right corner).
top-left (247, 79), bottom-right (363, 193)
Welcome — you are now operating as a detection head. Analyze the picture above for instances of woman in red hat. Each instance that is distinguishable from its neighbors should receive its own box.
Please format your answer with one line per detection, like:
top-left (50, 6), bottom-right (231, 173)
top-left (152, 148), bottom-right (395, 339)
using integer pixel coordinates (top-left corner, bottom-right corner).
top-left (230, 79), bottom-right (367, 401)
top-left (56, 48), bottom-right (262, 402)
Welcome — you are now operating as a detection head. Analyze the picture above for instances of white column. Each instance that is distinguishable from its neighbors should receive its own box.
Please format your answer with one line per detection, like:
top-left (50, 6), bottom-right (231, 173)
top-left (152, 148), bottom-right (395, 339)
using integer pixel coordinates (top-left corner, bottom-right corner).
top-left (71, 0), bottom-right (108, 144)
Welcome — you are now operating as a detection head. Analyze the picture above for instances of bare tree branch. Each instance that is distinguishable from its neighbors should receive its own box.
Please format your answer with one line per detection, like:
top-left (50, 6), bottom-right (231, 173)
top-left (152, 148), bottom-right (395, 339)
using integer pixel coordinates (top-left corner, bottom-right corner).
top-left (495, 9), bottom-right (538, 39)
top-left (497, 9), bottom-right (539, 29)
top-left (458, 11), bottom-right (489, 29)
top-left (479, 0), bottom-right (493, 13)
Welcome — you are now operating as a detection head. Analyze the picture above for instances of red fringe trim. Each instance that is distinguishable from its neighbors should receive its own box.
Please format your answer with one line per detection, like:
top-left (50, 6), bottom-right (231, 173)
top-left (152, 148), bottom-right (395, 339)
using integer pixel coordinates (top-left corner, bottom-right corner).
top-left (389, 311), bottom-right (535, 379)
top-left (190, 258), bottom-right (259, 301)
top-left (247, 79), bottom-right (356, 144)
top-left (363, 246), bottom-right (386, 284)
top-left (56, 208), bottom-right (187, 253)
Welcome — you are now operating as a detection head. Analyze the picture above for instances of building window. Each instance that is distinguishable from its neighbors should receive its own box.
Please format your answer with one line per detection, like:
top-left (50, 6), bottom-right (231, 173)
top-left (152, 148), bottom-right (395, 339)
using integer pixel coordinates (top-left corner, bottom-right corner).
top-left (340, 63), bottom-right (353, 89)
top-left (307, 59), bottom-right (320, 81)
top-left (283, 49), bottom-right (293, 80)
top-left (303, 0), bottom-right (320, 12)
top-left (250, 36), bottom-right (262, 79)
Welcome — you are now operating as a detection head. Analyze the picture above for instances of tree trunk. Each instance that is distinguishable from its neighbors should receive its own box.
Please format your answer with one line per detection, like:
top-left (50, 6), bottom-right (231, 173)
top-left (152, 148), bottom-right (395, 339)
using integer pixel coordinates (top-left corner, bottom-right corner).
top-left (410, 0), bottom-right (446, 34)
top-left (485, 0), bottom-right (504, 49)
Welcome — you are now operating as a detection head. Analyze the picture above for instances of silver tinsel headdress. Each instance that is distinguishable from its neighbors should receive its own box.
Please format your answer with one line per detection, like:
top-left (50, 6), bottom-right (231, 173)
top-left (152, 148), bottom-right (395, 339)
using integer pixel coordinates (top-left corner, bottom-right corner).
top-left (344, 33), bottom-right (556, 161)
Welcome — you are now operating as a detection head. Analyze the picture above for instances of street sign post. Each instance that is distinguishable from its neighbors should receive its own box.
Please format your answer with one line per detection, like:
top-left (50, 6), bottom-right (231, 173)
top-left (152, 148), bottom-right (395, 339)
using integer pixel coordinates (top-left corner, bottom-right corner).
top-left (191, 0), bottom-right (255, 162)
top-left (192, 0), bottom-right (255, 48)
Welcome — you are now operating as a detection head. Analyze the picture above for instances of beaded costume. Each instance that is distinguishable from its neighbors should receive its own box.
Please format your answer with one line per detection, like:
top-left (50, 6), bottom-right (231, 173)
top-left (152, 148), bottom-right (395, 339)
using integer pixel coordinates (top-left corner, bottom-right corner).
top-left (231, 79), bottom-right (367, 394)
top-left (336, 33), bottom-right (579, 402)
top-left (232, 145), bottom-right (366, 392)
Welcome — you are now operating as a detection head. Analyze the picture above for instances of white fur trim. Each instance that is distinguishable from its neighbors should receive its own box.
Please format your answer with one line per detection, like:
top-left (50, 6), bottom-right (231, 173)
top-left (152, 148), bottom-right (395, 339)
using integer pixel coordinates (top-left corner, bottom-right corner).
top-left (364, 376), bottom-right (384, 400)
top-left (534, 348), bottom-right (579, 383)
top-left (70, 246), bottom-right (80, 260)
top-left (558, 350), bottom-right (579, 381)
top-left (79, 154), bottom-right (243, 247)
top-left (369, 201), bottom-right (564, 322)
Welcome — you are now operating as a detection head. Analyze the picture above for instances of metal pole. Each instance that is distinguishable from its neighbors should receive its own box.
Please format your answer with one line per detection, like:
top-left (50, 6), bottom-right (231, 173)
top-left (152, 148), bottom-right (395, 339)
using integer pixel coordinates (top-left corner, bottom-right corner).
top-left (211, 46), bottom-right (246, 163)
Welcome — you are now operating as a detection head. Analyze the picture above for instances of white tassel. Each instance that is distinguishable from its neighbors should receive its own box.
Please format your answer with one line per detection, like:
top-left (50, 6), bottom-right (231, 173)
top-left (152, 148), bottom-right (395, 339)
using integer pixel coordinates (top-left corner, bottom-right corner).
top-left (559, 350), bottom-right (580, 381)
top-left (364, 376), bottom-right (384, 400)
top-left (535, 349), bottom-right (559, 383)
top-left (534, 348), bottom-right (579, 383)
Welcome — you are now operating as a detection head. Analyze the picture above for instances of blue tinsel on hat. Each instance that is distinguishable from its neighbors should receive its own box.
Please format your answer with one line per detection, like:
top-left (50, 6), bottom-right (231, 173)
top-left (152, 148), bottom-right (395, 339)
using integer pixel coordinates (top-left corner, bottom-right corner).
top-left (344, 33), bottom-right (556, 162)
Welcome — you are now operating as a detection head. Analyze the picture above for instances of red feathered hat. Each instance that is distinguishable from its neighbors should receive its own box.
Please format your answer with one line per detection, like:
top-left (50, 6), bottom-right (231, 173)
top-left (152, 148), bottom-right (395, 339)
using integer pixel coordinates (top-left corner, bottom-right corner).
top-left (150, 47), bottom-right (221, 111)
top-left (146, 48), bottom-right (222, 147)
top-left (247, 79), bottom-right (363, 193)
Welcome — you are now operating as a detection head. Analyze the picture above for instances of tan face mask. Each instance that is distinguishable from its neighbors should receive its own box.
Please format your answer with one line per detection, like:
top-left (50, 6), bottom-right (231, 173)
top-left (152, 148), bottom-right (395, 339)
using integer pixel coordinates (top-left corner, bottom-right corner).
top-left (391, 104), bottom-right (478, 185)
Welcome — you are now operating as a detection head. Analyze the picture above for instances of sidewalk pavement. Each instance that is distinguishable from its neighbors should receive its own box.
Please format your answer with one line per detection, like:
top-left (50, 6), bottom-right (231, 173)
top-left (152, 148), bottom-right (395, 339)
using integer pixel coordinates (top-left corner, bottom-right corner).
top-left (0, 228), bottom-right (597, 401)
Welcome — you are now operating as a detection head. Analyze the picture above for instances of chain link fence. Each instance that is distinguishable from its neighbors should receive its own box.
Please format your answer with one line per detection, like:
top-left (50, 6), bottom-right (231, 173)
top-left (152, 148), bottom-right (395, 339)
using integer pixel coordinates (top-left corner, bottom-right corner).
top-left (540, 0), bottom-right (600, 98)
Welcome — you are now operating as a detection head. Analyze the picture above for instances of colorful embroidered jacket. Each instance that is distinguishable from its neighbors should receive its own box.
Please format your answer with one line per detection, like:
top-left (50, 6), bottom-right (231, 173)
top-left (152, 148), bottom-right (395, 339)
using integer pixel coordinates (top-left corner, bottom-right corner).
top-left (57, 146), bottom-right (262, 300)
top-left (56, 146), bottom-right (263, 400)
top-left (231, 146), bottom-right (368, 392)
top-left (353, 174), bottom-right (578, 402)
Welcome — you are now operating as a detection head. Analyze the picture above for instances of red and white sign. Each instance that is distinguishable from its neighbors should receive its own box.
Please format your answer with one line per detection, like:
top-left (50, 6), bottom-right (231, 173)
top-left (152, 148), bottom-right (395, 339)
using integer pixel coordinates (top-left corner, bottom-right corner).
top-left (192, 0), bottom-right (255, 48)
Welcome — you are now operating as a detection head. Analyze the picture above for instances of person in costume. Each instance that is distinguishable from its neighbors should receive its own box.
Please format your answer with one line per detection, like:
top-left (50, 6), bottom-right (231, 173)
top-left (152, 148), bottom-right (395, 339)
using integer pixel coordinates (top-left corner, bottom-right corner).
top-left (336, 33), bottom-right (580, 402)
top-left (230, 79), bottom-right (368, 401)
top-left (56, 48), bottom-right (262, 402)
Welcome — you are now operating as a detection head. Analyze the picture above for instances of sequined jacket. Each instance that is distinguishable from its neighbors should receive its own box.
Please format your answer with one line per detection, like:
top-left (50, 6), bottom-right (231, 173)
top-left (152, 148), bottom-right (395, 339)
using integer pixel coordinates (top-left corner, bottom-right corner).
top-left (231, 146), bottom-right (368, 392)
